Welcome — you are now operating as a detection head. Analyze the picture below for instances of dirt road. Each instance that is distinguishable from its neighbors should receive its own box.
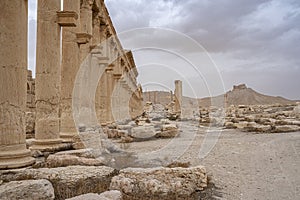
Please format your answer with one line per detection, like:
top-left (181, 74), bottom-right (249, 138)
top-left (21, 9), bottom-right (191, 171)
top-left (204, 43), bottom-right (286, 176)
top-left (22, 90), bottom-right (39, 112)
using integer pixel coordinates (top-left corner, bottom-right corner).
top-left (118, 121), bottom-right (300, 200)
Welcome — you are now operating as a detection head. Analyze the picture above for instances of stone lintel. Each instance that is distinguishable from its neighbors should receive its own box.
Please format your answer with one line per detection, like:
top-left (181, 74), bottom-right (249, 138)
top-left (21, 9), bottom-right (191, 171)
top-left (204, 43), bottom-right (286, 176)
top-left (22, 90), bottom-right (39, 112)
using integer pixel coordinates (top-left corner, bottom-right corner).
top-left (76, 33), bottom-right (92, 44)
top-left (57, 11), bottom-right (78, 27)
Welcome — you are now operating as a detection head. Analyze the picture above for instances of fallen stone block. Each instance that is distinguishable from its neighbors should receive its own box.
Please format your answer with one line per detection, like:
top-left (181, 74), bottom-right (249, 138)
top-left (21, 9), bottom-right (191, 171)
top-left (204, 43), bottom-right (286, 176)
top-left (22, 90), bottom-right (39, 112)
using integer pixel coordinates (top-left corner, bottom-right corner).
top-left (272, 125), bottom-right (300, 133)
top-left (45, 154), bottom-right (105, 168)
top-left (0, 179), bottom-right (54, 200)
top-left (110, 166), bottom-right (207, 200)
top-left (0, 166), bottom-right (118, 200)
top-left (242, 122), bottom-right (272, 133)
top-left (66, 190), bottom-right (122, 200)
top-left (130, 126), bottom-right (156, 139)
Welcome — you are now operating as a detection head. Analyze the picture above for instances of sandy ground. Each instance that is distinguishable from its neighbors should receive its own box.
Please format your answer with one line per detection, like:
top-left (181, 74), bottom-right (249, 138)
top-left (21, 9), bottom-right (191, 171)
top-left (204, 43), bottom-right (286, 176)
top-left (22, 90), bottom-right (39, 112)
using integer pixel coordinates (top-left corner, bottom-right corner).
top-left (116, 121), bottom-right (300, 200)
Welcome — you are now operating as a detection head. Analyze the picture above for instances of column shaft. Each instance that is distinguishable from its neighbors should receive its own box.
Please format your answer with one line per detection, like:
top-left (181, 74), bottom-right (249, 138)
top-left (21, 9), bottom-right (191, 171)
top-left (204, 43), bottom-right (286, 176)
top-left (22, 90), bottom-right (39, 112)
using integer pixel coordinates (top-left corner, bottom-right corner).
top-left (60, 0), bottom-right (81, 142)
top-left (33, 0), bottom-right (62, 150)
top-left (0, 0), bottom-right (35, 169)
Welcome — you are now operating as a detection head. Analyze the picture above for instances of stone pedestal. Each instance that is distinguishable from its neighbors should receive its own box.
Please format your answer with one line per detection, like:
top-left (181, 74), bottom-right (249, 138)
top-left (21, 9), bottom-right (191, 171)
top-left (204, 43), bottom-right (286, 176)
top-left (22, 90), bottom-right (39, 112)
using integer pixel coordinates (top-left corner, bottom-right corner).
top-left (32, 0), bottom-right (63, 151)
top-left (0, 0), bottom-right (35, 169)
top-left (60, 0), bottom-right (80, 142)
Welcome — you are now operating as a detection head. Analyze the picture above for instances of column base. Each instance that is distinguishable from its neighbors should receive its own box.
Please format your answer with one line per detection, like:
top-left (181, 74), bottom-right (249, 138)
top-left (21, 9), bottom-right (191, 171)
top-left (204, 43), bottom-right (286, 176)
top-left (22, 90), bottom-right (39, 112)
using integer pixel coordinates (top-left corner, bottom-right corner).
top-left (0, 149), bottom-right (35, 169)
top-left (30, 139), bottom-right (69, 152)
top-left (60, 132), bottom-right (77, 143)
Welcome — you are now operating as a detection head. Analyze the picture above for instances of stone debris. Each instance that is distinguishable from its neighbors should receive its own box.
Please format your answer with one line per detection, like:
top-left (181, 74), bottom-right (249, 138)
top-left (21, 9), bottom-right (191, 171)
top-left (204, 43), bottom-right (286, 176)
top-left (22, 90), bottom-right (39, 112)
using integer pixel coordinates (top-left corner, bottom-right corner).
top-left (200, 103), bottom-right (300, 133)
top-left (45, 154), bottom-right (105, 168)
top-left (0, 179), bottom-right (55, 200)
top-left (156, 124), bottom-right (179, 138)
top-left (131, 125), bottom-right (156, 139)
top-left (110, 166), bottom-right (207, 200)
top-left (66, 190), bottom-right (122, 200)
top-left (0, 166), bottom-right (118, 200)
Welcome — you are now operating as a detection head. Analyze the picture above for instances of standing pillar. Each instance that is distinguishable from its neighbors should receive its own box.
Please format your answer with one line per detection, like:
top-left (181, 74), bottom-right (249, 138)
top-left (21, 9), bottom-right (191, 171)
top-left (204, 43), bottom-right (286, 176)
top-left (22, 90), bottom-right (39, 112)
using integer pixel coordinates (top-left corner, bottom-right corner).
top-left (170, 91), bottom-right (174, 102)
top-left (174, 80), bottom-right (182, 117)
top-left (60, 0), bottom-right (80, 142)
top-left (32, 0), bottom-right (63, 150)
top-left (0, 0), bottom-right (35, 168)
top-left (105, 65), bottom-right (114, 123)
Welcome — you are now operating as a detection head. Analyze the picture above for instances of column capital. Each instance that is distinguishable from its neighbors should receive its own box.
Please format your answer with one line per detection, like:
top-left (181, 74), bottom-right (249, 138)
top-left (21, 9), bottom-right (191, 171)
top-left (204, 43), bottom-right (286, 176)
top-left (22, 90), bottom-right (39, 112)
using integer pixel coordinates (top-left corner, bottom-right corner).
top-left (76, 33), bottom-right (92, 44)
top-left (57, 11), bottom-right (78, 27)
top-left (81, 0), bottom-right (94, 10)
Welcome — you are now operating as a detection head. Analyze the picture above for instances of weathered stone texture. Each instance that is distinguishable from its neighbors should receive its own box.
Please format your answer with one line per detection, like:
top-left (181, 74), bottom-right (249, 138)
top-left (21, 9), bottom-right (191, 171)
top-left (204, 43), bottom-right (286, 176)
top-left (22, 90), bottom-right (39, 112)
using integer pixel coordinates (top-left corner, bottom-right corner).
top-left (0, 166), bottom-right (118, 200)
top-left (0, 0), bottom-right (35, 169)
top-left (110, 166), bottom-right (207, 200)
top-left (33, 0), bottom-right (62, 149)
top-left (0, 179), bottom-right (55, 200)
top-left (66, 190), bottom-right (122, 200)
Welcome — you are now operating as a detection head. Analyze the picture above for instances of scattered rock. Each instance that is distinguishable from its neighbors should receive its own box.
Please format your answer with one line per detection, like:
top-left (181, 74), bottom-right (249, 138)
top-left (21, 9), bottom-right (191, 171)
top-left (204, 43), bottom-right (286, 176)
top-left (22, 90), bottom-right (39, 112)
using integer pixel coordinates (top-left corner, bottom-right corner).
top-left (155, 124), bottom-right (179, 138)
top-left (0, 179), bottom-right (54, 200)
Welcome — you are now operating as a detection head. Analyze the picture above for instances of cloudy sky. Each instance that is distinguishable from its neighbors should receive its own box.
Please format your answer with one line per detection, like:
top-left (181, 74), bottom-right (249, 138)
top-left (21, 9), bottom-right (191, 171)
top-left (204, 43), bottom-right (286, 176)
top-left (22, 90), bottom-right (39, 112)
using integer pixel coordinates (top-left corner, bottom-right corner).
top-left (28, 0), bottom-right (300, 99)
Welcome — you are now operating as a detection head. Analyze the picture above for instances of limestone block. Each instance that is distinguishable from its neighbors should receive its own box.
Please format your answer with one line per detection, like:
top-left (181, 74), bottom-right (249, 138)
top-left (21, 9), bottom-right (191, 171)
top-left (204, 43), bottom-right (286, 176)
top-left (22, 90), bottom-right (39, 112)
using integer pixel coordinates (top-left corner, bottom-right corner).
top-left (156, 124), bottom-right (179, 138)
top-left (45, 154), bottom-right (105, 168)
top-left (242, 123), bottom-right (272, 133)
top-left (110, 166), bottom-right (207, 200)
top-left (235, 122), bottom-right (248, 129)
top-left (0, 179), bottom-right (54, 200)
top-left (76, 33), bottom-right (92, 44)
top-left (293, 105), bottom-right (300, 119)
top-left (0, 166), bottom-right (118, 200)
top-left (272, 125), bottom-right (300, 133)
top-left (131, 126), bottom-right (156, 139)
top-left (66, 191), bottom-right (122, 200)
top-left (57, 11), bottom-right (78, 27)
top-left (224, 122), bottom-right (237, 129)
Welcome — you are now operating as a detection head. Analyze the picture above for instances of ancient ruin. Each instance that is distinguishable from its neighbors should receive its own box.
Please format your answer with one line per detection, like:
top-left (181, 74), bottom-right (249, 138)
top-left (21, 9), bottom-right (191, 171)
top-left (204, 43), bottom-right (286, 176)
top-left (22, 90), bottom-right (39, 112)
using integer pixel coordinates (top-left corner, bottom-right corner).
top-left (1, 1), bottom-right (299, 200)
top-left (0, 0), bottom-right (36, 169)
top-left (1, 0), bottom-right (144, 166)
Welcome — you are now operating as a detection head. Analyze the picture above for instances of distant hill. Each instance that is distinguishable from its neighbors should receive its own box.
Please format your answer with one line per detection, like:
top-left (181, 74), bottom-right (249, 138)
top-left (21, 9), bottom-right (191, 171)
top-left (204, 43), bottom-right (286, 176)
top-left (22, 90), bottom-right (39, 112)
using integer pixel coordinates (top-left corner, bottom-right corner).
top-left (199, 84), bottom-right (295, 107)
top-left (143, 84), bottom-right (296, 108)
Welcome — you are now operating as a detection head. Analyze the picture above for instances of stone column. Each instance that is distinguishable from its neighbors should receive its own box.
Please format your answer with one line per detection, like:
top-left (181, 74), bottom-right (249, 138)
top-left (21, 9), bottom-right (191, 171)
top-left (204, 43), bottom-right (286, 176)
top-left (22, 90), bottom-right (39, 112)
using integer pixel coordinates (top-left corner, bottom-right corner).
top-left (79, 0), bottom-right (93, 63)
top-left (170, 91), bottom-right (174, 102)
top-left (105, 65), bottom-right (114, 123)
top-left (32, 0), bottom-right (63, 151)
top-left (174, 80), bottom-right (183, 117)
top-left (60, 0), bottom-right (80, 142)
top-left (0, 0), bottom-right (35, 169)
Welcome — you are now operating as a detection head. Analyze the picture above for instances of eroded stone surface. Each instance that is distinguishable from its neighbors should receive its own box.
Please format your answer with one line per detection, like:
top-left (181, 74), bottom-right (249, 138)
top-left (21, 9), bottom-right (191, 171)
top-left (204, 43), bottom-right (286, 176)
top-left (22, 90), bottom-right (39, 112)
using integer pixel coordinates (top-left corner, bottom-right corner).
top-left (0, 166), bottom-right (118, 200)
top-left (110, 166), bottom-right (207, 200)
top-left (0, 179), bottom-right (55, 200)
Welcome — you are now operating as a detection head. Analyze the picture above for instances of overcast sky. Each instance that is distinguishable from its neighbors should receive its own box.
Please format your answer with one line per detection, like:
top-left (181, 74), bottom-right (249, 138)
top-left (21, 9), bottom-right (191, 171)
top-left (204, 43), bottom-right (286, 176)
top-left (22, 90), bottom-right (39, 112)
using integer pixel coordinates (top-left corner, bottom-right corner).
top-left (28, 0), bottom-right (300, 100)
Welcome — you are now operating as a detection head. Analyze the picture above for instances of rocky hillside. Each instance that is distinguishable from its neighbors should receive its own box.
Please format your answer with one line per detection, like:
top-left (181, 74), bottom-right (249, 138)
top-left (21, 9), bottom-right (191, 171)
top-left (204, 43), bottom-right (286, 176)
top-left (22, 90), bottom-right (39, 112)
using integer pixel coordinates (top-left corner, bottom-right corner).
top-left (143, 84), bottom-right (296, 108)
top-left (199, 84), bottom-right (296, 107)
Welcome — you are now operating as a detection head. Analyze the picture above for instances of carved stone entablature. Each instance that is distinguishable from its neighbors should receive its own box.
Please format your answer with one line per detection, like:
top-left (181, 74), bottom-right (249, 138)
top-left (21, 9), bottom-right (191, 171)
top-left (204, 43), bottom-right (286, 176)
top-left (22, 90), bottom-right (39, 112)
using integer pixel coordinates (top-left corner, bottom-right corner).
top-left (57, 11), bottom-right (78, 27)
top-left (76, 33), bottom-right (92, 44)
